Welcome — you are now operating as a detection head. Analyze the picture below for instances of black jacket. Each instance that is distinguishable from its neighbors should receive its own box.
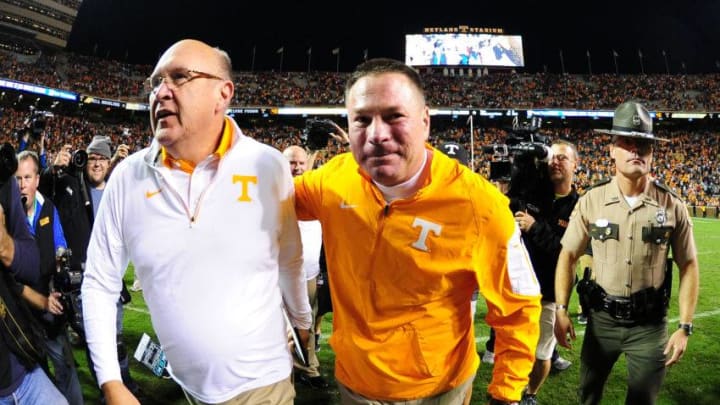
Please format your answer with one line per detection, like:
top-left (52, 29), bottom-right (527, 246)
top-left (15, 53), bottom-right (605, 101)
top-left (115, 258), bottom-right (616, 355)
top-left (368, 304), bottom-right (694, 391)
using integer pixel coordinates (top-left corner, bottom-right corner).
top-left (39, 168), bottom-right (94, 270)
top-left (522, 187), bottom-right (579, 302)
top-left (0, 178), bottom-right (44, 391)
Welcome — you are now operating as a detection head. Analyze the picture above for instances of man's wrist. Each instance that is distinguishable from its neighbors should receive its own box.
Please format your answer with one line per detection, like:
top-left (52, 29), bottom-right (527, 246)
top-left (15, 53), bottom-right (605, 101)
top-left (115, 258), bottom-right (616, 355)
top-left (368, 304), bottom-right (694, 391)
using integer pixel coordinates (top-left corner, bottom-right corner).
top-left (555, 303), bottom-right (568, 312)
top-left (678, 323), bottom-right (693, 336)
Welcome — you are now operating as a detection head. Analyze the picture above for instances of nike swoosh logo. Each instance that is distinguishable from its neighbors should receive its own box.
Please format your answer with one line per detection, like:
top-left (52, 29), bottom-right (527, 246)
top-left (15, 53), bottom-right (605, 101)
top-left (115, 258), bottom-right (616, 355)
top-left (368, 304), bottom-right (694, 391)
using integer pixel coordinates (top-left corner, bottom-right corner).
top-left (145, 189), bottom-right (162, 199)
top-left (340, 201), bottom-right (357, 209)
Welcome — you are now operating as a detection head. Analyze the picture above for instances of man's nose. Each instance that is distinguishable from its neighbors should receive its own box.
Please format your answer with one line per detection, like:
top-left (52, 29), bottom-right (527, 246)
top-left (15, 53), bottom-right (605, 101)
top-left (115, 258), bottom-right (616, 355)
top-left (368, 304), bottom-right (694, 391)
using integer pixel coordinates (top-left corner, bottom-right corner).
top-left (367, 119), bottom-right (390, 144)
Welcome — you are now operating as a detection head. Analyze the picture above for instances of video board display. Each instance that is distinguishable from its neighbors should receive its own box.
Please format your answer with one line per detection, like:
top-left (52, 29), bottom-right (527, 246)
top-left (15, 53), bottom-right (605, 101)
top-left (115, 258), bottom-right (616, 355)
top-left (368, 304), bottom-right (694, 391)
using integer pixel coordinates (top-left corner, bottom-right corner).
top-left (405, 34), bottom-right (524, 67)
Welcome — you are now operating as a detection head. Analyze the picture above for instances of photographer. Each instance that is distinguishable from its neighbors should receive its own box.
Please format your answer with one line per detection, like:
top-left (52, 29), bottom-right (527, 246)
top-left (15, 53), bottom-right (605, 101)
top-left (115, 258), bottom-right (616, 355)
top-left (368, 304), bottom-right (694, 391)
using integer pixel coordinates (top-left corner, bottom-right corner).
top-left (512, 141), bottom-right (579, 405)
top-left (18, 110), bottom-right (51, 170)
top-left (38, 136), bottom-right (140, 401)
top-left (0, 145), bottom-right (67, 403)
top-left (16, 150), bottom-right (83, 404)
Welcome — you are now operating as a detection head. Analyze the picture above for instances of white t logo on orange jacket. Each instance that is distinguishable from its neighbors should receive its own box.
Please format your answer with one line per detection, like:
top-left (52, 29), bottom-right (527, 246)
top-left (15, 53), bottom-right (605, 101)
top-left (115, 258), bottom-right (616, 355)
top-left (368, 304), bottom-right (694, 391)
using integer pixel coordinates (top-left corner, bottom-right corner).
top-left (411, 217), bottom-right (442, 252)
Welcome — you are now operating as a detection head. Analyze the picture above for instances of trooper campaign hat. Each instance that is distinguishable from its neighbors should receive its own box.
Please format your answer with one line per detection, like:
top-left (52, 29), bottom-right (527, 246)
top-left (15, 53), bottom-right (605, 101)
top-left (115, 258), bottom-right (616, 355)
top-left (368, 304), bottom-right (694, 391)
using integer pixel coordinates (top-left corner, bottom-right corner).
top-left (594, 101), bottom-right (668, 142)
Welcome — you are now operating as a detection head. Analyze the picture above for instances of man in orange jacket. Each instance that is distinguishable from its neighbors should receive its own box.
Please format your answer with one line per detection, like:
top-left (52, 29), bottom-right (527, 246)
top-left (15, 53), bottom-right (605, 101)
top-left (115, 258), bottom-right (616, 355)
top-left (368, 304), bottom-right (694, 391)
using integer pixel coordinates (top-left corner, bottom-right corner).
top-left (294, 58), bottom-right (541, 405)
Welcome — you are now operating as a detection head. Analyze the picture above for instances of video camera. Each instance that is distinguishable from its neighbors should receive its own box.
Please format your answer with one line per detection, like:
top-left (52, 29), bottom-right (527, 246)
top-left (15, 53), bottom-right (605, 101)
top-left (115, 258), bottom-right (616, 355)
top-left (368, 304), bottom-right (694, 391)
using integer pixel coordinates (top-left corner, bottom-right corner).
top-left (482, 117), bottom-right (554, 215)
top-left (23, 109), bottom-right (54, 142)
top-left (482, 117), bottom-right (551, 181)
top-left (53, 247), bottom-right (85, 336)
top-left (302, 118), bottom-right (337, 150)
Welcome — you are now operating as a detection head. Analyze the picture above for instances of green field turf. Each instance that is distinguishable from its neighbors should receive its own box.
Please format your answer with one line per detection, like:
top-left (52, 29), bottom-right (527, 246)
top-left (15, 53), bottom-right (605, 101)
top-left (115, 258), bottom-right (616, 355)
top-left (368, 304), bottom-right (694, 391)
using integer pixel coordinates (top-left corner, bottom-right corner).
top-left (73, 217), bottom-right (720, 404)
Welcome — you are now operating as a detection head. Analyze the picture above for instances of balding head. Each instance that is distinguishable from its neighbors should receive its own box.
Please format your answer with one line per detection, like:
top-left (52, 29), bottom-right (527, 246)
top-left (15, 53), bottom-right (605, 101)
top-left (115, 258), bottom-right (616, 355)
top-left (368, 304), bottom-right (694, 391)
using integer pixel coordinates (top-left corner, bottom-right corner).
top-left (283, 145), bottom-right (309, 177)
top-left (158, 39), bottom-right (232, 80)
top-left (149, 39), bottom-right (235, 164)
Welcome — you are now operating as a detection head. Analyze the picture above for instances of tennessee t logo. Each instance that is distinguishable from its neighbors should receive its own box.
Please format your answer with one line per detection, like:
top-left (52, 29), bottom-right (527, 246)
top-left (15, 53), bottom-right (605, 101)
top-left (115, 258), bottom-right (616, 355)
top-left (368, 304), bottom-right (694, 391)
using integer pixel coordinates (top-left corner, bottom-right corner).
top-left (444, 144), bottom-right (460, 156)
top-left (411, 217), bottom-right (442, 252)
top-left (232, 175), bottom-right (258, 202)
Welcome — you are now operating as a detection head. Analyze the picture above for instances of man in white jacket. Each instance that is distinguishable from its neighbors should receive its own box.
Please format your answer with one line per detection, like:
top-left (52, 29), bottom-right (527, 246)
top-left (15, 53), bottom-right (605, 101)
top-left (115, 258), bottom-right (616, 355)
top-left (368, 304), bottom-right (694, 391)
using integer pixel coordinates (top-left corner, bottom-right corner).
top-left (81, 39), bottom-right (311, 405)
top-left (283, 145), bottom-right (329, 390)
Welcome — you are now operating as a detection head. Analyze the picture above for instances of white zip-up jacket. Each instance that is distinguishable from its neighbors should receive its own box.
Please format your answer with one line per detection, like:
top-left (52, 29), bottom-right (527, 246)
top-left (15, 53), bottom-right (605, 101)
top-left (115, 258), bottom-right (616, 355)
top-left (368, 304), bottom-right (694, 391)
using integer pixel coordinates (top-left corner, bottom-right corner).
top-left (82, 117), bottom-right (311, 403)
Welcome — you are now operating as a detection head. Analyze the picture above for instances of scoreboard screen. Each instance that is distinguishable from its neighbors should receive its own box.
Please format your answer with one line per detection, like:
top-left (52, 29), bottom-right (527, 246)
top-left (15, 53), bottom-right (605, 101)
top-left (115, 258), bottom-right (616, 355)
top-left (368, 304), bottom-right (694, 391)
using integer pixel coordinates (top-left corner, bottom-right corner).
top-left (405, 34), bottom-right (524, 68)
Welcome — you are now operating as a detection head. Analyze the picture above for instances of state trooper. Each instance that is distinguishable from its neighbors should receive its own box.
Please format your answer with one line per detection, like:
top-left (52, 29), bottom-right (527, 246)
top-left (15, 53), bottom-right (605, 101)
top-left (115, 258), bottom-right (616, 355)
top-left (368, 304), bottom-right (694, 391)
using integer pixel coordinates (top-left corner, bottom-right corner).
top-left (553, 100), bottom-right (700, 405)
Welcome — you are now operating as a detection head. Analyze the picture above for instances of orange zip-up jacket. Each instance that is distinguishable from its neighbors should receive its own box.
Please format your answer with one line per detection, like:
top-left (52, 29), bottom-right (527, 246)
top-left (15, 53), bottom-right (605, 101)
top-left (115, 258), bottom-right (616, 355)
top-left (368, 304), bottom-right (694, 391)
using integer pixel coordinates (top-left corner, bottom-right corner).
top-left (294, 146), bottom-right (541, 402)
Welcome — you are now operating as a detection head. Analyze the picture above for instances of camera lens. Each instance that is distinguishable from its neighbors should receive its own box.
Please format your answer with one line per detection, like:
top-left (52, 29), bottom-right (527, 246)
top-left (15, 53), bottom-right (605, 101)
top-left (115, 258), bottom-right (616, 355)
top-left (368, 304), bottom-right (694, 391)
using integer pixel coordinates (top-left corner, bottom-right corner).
top-left (71, 150), bottom-right (88, 170)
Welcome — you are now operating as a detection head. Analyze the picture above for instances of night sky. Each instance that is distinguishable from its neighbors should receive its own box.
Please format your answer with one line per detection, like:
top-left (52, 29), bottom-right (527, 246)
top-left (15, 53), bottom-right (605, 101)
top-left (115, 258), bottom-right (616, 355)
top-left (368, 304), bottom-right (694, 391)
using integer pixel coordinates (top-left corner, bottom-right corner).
top-left (67, 0), bottom-right (720, 74)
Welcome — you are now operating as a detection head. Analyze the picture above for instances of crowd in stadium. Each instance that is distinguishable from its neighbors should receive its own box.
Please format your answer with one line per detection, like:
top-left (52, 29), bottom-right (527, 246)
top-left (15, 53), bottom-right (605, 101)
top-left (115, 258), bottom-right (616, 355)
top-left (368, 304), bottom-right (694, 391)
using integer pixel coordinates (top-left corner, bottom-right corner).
top-left (1, 48), bottom-right (719, 211)
top-left (2, 50), bottom-right (720, 111)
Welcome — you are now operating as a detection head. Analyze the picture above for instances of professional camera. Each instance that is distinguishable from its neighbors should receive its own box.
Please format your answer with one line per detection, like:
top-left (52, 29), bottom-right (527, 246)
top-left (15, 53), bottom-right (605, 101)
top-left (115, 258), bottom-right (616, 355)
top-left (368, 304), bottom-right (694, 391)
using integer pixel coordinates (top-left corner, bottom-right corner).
top-left (23, 109), bottom-right (53, 142)
top-left (302, 118), bottom-right (337, 150)
top-left (56, 150), bottom-right (88, 177)
top-left (482, 117), bottom-right (554, 215)
top-left (53, 247), bottom-right (85, 336)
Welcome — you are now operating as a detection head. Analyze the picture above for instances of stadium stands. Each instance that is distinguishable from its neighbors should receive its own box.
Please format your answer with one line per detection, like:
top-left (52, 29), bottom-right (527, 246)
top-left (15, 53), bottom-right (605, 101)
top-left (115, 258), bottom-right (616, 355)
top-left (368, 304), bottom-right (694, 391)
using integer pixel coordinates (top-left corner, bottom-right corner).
top-left (1, 48), bottom-right (718, 214)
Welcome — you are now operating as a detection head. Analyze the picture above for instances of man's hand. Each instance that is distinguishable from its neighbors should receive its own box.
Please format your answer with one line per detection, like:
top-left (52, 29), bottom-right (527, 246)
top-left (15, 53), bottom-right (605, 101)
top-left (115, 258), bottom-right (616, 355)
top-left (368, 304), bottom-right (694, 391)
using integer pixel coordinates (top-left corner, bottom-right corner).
top-left (514, 211), bottom-right (536, 232)
top-left (47, 292), bottom-right (64, 315)
top-left (287, 327), bottom-right (311, 366)
top-left (53, 144), bottom-right (72, 170)
top-left (328, 122), bottom-right (350, 146)
top-left (101, 380), bottom-right (139, 405)
top-left (111, 144), bottom-right (130, 165)
top-left (663, 329), bottom-right (689, 366)
top-left (554, 309), bottom-right (576, 349)
top-left (297, 328), bottom-right (310, 352)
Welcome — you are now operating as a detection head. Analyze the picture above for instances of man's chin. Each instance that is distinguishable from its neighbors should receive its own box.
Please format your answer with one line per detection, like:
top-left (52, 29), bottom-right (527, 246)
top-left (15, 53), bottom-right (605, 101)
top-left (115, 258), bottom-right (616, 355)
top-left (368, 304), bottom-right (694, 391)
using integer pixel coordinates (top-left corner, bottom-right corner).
top-left (154, 130), bottom-right (176, 146)
top-left (368, 167), bottom-right (401, 186)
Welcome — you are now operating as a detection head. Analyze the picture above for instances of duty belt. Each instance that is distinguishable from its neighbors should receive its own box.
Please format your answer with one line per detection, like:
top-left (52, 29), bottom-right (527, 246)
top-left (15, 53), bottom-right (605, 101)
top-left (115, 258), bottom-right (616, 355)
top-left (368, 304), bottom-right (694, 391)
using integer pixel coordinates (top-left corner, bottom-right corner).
top-left (601, 295), bottom-right (634, 321)
top-left (590, 285), bottom-right (667, 323)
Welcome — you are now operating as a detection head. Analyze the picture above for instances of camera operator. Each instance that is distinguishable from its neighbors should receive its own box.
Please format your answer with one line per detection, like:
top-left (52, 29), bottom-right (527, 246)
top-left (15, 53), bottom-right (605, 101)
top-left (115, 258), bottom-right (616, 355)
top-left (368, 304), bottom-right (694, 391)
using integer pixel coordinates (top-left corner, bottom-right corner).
top-left (18, 123), bottom-right (49, 170)
top-left (15, 150), bottom-right (83, 404)
top-left (38, 135), bottom-right (140, 400)
top-left (512, 141), bottom-right (579, 405)
top-left (0, 145), bottom-right (67, 403)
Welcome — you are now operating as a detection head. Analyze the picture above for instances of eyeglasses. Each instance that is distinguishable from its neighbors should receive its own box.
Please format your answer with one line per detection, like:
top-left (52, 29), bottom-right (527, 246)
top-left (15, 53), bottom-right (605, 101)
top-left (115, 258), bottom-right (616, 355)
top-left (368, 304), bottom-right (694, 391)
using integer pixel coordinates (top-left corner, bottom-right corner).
top-left (143, 69), bottom-right (225, 94)
top-left (88, 156), bottom-right (110, 163)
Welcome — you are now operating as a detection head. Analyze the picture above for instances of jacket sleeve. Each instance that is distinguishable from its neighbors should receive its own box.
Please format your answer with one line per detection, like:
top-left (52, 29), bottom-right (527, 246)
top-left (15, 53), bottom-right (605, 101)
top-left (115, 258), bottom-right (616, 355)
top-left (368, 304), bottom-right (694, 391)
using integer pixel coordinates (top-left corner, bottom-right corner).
top-left (277, 158), bottom-right (312, 330)
top-left (476, 185), bottom-right (541, 402)
top-left (52, 206), bottom-right (68, 250)
top-left (293, 161), bottom-right (326, 222)
top-left (4, 178), bottom-right (39, 286)
top-left (81, 170), bottom-right (128, 387)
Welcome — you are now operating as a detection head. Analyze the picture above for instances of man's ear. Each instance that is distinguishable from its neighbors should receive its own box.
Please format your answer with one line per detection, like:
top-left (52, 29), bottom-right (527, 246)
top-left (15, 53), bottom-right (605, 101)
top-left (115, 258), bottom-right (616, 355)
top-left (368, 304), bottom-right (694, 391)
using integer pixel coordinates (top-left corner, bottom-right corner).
top-left (217, 81), bottom-right (234, 113)
top-left (422, 105), bottom-right (430, 141)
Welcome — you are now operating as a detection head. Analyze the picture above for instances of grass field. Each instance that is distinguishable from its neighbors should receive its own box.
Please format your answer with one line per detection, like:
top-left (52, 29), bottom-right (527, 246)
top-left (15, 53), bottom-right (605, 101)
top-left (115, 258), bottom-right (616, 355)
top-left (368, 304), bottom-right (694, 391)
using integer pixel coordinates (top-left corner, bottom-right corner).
top-left (73, 218), bottom-right (720, 404)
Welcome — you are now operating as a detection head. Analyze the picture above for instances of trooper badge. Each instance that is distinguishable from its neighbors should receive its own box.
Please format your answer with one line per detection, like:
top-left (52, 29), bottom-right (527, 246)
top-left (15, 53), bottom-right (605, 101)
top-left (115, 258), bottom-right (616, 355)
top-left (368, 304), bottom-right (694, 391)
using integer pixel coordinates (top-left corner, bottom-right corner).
top-left (656, 209), bottom-right (667, 225)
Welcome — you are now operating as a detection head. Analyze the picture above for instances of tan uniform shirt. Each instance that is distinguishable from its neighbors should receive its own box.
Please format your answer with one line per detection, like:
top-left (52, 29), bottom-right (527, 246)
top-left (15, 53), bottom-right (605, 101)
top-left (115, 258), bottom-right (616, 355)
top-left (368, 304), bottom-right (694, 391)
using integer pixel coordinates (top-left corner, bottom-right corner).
top-left (561, 177), bottom-right (696, 296)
